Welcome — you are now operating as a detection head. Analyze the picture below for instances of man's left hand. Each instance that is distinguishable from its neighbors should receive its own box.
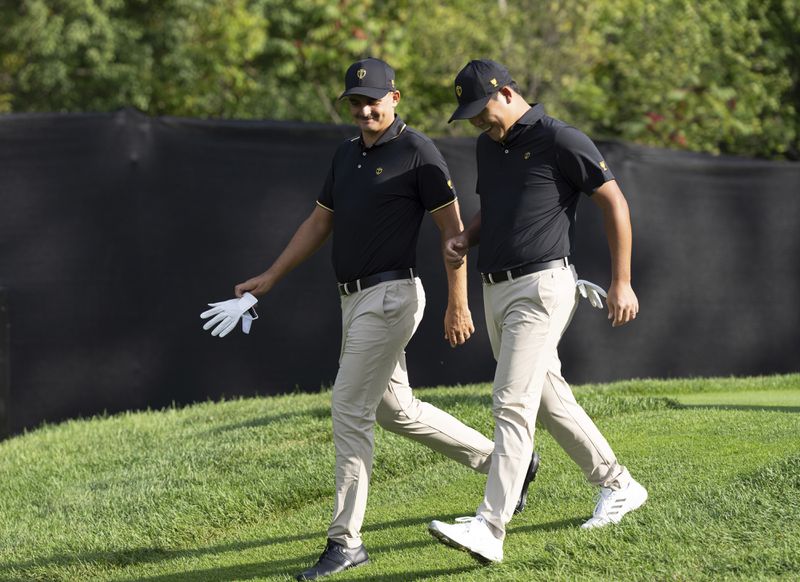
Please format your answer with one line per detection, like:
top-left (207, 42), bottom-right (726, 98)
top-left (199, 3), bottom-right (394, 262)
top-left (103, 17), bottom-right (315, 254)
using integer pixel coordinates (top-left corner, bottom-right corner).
top-left (444, 304), bottom-right (475, 347)
top-left (606, 281), bottom-right (639, 327)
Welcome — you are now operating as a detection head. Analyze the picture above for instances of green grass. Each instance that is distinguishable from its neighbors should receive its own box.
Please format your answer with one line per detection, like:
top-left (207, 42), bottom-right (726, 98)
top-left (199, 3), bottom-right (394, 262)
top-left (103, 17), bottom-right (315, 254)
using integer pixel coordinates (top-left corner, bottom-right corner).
top-left (1, 374), bottom-right (798, 581)
top-left (669, 389), bottom-right (800, 409)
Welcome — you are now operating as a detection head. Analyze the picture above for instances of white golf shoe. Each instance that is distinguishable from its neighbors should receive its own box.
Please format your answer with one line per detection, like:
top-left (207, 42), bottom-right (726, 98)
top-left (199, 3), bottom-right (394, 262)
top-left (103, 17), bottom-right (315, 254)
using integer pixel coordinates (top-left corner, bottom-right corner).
top-left (428, 515), bottom-right (503, 563)
top-left (581, 478), bottom-right (648, 529)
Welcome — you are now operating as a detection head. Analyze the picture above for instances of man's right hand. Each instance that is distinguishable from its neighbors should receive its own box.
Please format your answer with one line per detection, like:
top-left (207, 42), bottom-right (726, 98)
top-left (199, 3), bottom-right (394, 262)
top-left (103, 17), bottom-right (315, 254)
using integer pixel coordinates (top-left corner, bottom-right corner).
top-left (235, 273), bottom-right (273, 298)
top-left (444, 234), bottom-right (469, 267)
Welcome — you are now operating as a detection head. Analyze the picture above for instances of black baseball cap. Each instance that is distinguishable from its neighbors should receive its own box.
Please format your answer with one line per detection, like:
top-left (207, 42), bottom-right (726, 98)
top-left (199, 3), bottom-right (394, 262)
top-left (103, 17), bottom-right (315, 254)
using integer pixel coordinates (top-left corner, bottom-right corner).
top-left (339, 58), bottom-right (397, 100)
top-left (448, 59), bottom-right (513, 122)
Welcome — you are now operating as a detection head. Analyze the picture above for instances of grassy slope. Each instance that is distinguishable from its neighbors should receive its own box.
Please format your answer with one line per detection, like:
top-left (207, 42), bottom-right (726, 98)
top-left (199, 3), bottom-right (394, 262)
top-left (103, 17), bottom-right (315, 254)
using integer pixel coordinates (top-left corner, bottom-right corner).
top-left (0, 374), bottom-right (798, 581)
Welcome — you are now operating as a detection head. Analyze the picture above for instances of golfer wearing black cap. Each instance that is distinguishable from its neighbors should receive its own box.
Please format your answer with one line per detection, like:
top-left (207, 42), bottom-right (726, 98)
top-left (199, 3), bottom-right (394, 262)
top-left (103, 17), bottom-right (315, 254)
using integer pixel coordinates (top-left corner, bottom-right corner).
top-left (428, 59), bottom-right (648, 563)
top-left (233, 58), bottom-right (539, 580)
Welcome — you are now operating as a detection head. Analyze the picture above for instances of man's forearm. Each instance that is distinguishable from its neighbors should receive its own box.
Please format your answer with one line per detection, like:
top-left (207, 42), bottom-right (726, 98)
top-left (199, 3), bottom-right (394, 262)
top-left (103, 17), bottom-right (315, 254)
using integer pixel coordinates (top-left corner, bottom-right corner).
top-left (444, 251), bottom-right (469, 307)
top-left (432, 201), bottom-right (469, 306)
top-left (432, 200), bottom-right (475, 345)
top-left (246, 206), bottom-right (333, 296)
top-left (269, 212), bottom-right (330, 278)
top-left (600, 196), bottom-right (632, 284)
top-left (463, 211), bottom-right (481, 248)
top-left (591, 180), bottom-right (639, 327)
top-left (592, 181), bottom-right (632, 284)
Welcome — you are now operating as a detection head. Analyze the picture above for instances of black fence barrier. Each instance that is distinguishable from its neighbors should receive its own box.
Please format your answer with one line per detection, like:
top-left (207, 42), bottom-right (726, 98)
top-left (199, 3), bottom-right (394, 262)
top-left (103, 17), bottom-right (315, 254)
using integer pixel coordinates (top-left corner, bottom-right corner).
top-left (1, 109), bottom-right (799, 435)
top-left (0, 287), bottom-right (8, 438)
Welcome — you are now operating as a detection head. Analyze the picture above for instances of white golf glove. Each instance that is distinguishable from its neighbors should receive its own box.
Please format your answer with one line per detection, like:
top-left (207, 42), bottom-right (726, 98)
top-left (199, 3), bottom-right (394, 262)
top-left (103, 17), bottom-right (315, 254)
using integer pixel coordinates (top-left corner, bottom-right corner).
top-left (576, 279), bottom-right (607, 309)
top-left (200, 292), bottom-right (259, 337)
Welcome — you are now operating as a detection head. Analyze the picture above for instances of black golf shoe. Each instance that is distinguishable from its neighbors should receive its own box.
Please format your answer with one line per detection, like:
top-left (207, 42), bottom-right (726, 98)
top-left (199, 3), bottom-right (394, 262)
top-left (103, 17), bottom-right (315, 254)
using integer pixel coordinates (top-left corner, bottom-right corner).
top-left (296, 539), bottom-right (369, 580)
top-left (514, 451), bottom-right (541, 515)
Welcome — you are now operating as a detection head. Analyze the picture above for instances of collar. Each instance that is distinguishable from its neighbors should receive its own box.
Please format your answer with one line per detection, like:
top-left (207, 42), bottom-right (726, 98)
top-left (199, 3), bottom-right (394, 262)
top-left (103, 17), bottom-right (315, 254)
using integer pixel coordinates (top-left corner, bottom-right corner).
top-left (502, 103), bottom-right (545, 145)
top-left (514, 103), bottom-right (546, 126)
top-left (359, 115), bottom-right (407, 149)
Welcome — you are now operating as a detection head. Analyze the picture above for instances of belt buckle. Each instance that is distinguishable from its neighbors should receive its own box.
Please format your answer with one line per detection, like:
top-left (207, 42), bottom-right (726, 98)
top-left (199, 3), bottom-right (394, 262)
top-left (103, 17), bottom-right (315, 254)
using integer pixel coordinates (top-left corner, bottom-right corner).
top-left (341, 279), bottom-right (362, 296)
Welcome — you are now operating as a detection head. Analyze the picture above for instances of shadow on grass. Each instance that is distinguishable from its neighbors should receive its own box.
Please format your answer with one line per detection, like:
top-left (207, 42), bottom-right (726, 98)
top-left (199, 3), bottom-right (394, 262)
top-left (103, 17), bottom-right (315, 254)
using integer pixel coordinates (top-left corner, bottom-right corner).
top-left (113, 561), bottom-right (480, 582)
top-left (111, 517), bottom-right (580, 581)
top-left (331, 565), bottom-right (481, 581)
top-left (508, 516), bottom-right (586, 534)
top-left (113, 555), bottom-right (315, 581)
top-left (680, 403), bottom-right (800, 413)
top-left (422, 392), bottom-right (492, 411)
top-left (0, 514), bottom-right (466, 579)
top-left (207, 406), bottom-right (332, 434)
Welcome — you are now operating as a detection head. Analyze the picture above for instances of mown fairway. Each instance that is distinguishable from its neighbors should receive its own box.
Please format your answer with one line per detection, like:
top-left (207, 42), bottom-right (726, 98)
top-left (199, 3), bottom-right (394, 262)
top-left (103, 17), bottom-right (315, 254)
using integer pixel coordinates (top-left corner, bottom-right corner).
top-left (1, 375), bottom-right (798, 581)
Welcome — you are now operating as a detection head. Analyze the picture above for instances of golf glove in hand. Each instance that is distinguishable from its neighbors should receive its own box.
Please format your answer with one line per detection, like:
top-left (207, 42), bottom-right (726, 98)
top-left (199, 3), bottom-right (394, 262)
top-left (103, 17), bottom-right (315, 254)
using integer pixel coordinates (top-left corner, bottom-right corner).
top-left (200, 292), bottom-right (258, 337)
top-left (576, 280), bottom-right (607, 309)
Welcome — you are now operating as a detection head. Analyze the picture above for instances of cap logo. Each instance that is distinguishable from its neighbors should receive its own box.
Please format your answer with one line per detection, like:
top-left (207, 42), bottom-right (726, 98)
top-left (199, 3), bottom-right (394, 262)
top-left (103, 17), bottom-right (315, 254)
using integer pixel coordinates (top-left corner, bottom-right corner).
top-left (375, 167), bottom-right (383, 175)
top-left (600, 160), bottom-right (608, 171)
top-left (524, 151), bottom-right (531, 160)
top-left (455, 85), bottom-right (463, 97)
top-left (356, 68), bottom-right (367, 80)
top-left (447, 179), bottom-right (453, 189)
top-left (390, 79), bottom-right (395, 88)
top-left (490, 78), bottom-right (498, 87)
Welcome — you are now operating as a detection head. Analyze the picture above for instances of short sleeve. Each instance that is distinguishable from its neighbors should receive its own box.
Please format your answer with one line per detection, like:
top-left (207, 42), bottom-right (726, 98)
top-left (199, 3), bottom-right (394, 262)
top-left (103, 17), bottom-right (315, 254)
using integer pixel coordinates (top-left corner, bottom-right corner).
top-left (416, 139), bottom-right (457, 213)
top-left (316, 164), bottom-right (335, 212)
top-left (554, 126), bottom-right (614, 195)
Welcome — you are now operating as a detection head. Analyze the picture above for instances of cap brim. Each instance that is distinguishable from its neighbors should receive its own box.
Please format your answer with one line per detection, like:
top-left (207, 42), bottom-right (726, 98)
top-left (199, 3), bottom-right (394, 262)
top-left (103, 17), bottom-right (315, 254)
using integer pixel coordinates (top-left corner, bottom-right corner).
top-left (448, 96), bottom-right (491, 123)
top-left (339, 87), bottom-right (393, 100)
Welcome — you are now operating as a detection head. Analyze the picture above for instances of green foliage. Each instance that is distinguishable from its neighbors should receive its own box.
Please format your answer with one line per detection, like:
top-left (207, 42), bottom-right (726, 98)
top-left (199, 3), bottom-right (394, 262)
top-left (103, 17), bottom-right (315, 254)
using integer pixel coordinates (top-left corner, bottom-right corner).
top-left (0, 0), bottom-right (270, 116)
top-left (139, 0), bottom-right (268, 117)
top-left (1, 0), bottom-right (798, 158)
top-left (249, 0), bottom-right (402, 123)
top-left (582, 0), bottom-right (796, 158)
top-left (0, 0), bottom-right (145, 112)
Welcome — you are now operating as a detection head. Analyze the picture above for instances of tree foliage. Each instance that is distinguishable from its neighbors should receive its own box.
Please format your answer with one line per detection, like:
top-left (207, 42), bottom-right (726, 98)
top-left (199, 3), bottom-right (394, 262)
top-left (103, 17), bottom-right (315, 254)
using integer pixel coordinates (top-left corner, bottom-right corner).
top-left (1, 0), bottom-right (797, 159)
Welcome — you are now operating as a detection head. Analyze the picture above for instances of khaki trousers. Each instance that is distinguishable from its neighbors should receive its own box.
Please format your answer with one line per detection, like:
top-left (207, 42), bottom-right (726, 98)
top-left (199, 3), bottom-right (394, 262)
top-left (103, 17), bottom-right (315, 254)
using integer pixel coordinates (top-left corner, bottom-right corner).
top-left (328, 278), bottom-right (493, 548)
top-left (477, 265), bottom-right (630, 538)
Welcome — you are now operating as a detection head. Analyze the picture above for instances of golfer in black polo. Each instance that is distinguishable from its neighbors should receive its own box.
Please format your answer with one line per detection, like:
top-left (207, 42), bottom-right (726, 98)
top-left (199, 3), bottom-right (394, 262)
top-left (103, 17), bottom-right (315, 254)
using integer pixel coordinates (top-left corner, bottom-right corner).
top-left (233, 58), bottom-right (539, 581)
top-left (428, 59), bottom-right (648, 563)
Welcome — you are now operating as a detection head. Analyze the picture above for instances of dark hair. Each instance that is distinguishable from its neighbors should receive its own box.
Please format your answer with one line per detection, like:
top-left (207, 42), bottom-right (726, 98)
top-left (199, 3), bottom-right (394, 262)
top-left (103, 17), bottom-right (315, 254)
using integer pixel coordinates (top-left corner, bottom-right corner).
top-left (490, 80), bottom-right (522, 102)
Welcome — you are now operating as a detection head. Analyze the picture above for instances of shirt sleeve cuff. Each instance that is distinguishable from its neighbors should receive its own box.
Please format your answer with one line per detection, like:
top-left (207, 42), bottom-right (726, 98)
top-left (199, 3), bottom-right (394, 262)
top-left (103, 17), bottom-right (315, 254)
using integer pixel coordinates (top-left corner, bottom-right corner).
top-left (428, 197), bottom-right (457, 214)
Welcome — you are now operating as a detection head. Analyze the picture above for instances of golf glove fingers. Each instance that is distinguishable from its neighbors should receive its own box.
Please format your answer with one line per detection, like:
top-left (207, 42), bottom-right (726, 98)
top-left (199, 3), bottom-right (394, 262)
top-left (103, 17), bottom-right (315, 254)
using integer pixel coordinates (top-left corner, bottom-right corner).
top-left (576, 279), bottom-right (607, 309)
top-left (200, 292), bottom-right (258, 337)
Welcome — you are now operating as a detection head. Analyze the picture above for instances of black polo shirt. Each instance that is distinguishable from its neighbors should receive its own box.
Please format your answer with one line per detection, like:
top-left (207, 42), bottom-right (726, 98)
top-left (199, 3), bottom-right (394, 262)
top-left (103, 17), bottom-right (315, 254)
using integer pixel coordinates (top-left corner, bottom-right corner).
top-left (475, 103), bottom-right (614, 273)
top-left (317, 116), bottom-right (456, 282)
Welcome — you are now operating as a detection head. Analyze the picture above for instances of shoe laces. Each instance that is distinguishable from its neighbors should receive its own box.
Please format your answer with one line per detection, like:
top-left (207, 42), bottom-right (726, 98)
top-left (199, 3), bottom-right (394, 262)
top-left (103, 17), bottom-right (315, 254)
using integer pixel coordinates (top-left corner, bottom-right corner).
top-left (454, 515), bottom-right (492, 536)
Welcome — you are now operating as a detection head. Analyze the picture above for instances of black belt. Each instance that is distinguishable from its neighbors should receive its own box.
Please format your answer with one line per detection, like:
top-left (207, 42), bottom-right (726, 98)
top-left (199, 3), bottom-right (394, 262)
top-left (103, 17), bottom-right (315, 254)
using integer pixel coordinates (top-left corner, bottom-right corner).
top-left (338, 268), bottom-right (417, 297)
top-left (481, 258), bottom-right (568, 285)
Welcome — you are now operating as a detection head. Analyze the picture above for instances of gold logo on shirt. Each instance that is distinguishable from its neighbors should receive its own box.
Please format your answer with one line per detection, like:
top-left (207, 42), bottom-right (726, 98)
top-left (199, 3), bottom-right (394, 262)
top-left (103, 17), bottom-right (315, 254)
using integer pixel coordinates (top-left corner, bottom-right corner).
top-left (447, 179), bottom-right (453, 189)
top-left (357, 68), bottom-right (367, 79)
top-left (600, 160), bottom-right (608, 171)
top-left (375, 167), bottom-right (383, 175)
top-left (455, 85), bottom-right (463, 97)
top-left (490, 78), bottom-right (498, 87)
top-left (524, 151), bottom-right (531, 160)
